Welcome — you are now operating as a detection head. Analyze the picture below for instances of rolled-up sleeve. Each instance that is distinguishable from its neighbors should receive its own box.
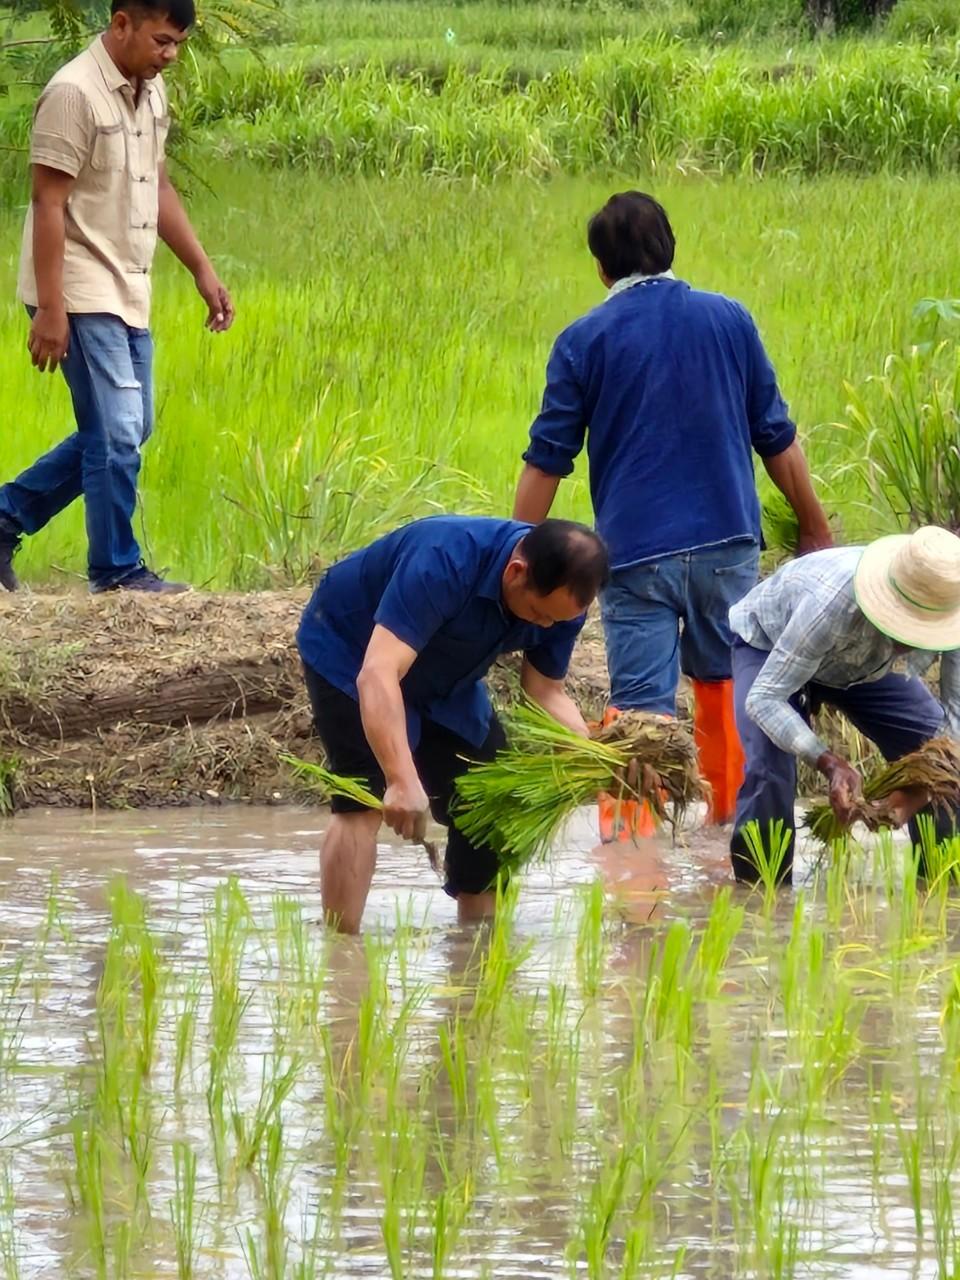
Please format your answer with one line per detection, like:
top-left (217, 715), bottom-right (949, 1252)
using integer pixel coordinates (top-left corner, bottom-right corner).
top-left (743, 312), bottom-right (796, 459)
top-left (31, 83), bottom-right (94, 177)
top-left (524, 614), bottom-right (586, 681)
top-left (522, 338), bottom-right (587, 477)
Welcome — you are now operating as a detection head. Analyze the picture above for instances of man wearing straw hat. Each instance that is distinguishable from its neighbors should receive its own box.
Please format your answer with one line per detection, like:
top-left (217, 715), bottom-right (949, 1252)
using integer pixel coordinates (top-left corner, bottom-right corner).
top-left (729, 525), bottom-right (960, 884)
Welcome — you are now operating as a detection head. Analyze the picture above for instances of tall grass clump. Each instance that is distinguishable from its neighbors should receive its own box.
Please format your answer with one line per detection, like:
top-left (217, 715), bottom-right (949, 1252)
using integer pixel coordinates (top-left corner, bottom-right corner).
top-left (183, 43), bottom-right (960, 178)
top-left (842, 338), bottom-right (960, 533)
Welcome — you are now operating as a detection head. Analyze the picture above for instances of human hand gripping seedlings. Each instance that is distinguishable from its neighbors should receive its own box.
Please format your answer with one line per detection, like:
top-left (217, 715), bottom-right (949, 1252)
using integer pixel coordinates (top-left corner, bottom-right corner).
top-left (382, 774), bottom-right (430, 842)
top-left (817, 751), bottom-right (864, 827)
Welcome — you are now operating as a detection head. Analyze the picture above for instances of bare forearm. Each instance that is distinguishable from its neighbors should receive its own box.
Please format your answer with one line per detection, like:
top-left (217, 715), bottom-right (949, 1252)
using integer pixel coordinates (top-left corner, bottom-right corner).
top-left (356, 666), bottom-right (419, 786)
top-left (158, 180), bottom-right (210, 277)
top-left (537, 688), bottom-right (589, 737)
top-left (513, 464), bottom-right (561, 522)
top-left (521, 671), bottom-right (589, 737)
top-left (32, 201), bottom-right (66, 310)
top-left (762, 441), bottom-right (831, 541)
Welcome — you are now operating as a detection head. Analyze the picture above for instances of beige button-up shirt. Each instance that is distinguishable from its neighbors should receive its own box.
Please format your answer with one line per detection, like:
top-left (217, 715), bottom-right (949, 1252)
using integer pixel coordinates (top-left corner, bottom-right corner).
top-left (17, 36), bottom-right (170, 330)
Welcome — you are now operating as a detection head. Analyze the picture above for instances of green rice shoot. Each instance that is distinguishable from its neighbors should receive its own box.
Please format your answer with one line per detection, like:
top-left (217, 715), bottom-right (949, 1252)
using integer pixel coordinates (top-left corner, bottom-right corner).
top-left (280, 757), bottom-right (382, 810)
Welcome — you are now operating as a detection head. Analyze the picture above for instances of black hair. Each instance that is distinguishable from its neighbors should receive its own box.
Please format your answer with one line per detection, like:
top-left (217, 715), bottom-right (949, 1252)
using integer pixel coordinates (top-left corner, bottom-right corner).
top-left (112, 0), bottom-right (195, 30)
top-left (520, 519), bottom-right (610, 608)
top-left (587, 191), bottom-right (675, 282)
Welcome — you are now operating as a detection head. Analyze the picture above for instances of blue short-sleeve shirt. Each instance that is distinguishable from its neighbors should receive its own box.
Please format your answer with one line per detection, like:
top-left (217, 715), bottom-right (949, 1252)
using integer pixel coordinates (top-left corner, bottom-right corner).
top-left (523, 277), bottom-right (796, 570)
top-left (297, 516), bottom-right (586, 748)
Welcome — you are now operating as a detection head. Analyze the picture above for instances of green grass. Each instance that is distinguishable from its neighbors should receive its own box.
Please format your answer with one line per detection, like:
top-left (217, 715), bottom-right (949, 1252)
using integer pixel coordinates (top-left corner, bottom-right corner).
top-left (1, 165), bottom-right (959, 586)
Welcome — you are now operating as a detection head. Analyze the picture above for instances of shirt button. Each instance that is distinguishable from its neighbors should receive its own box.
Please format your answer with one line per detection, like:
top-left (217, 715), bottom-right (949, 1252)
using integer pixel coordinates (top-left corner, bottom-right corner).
top-left (139, 176), bottom-right (147, 183)
top-left (136, 130), bottom-right (143, 137)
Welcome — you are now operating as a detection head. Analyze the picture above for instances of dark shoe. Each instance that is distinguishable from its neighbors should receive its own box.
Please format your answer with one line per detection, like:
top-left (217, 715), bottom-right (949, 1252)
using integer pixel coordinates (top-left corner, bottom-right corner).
top-left (92, 565), bottom-right (189, 595)
top-left (0, 517), bottom-right (22, 593)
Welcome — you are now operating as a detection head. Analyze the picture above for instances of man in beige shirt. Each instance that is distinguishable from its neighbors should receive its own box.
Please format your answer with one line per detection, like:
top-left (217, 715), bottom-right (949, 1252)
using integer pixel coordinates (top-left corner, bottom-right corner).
top-left (0, 0), bottom-right (233, 594)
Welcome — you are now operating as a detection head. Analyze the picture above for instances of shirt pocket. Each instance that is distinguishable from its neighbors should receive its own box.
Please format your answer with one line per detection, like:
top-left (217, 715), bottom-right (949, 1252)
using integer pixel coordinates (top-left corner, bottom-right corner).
top-left (90, 123), bottom-right (126, 172)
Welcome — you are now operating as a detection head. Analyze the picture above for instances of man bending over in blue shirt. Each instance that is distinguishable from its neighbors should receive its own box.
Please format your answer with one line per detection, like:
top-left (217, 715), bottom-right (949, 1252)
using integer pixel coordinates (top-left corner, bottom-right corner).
top-left (297, 516), bottom-right (609, 933)
top-left (514, 191), bottom-right (831, 837)
top-left (729, 526), bottom-right (960, 884)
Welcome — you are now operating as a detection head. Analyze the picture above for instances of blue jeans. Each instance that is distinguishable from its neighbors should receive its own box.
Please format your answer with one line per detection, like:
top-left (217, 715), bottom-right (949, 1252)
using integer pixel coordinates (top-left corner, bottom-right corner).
top-left (600, 541), bottom-right (760, 714)
top-left (731, 640), bottom-right (956, 884)
top-left (0, 312), bottom-right (154, 588)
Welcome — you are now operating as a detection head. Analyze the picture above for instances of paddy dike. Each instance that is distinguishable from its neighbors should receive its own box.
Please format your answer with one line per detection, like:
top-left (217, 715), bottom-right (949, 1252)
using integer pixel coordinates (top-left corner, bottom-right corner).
top-left (0, 590), bottom-right (612, 811)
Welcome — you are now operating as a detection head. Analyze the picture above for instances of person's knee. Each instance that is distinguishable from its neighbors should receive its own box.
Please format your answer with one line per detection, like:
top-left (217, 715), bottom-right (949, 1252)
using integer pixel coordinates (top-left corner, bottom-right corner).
top-left (326, 808), bottom-right (381, 841)
top-left (443, 838), bottom-right (503, 901)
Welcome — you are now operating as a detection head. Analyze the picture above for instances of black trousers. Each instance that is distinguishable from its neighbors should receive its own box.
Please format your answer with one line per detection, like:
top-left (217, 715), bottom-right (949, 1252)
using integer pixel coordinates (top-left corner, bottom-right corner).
top-left (304, 664), bottom-right (507, 897)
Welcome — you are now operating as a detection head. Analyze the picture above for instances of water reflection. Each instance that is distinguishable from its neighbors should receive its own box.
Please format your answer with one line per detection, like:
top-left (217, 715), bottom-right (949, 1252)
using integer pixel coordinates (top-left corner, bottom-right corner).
top-left (0, 806), bottom-right (954, 1277)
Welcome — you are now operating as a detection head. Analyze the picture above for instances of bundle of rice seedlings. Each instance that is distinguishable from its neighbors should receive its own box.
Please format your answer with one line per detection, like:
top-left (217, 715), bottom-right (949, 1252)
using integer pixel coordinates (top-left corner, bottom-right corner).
top-left (451, 701), bottom-right (703, 875)
top-left (804, 735), bottom-right (960, 844)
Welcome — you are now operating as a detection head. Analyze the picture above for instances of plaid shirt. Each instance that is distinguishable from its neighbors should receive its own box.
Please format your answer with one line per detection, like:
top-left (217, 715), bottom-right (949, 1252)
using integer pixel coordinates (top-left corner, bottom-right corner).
top-left (729, 547), bottom-right (958, 763)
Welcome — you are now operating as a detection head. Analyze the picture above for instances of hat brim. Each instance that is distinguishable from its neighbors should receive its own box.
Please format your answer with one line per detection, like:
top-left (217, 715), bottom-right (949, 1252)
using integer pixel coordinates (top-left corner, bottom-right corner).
top-left (854, 534), bottom-right (960, 652)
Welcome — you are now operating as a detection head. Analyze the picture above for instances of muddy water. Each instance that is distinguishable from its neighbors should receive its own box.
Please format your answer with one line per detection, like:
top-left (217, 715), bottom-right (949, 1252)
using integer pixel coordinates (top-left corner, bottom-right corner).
top-left (0, 806), bottom-right (954, 1278)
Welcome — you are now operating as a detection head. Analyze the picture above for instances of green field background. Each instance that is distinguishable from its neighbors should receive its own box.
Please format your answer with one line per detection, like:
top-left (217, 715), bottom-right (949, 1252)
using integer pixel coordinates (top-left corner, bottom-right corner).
top-left (2, 0), bottom-right (959, 586)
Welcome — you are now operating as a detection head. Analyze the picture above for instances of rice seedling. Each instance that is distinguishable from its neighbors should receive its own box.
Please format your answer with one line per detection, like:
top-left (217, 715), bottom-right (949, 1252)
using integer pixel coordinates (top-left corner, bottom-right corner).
top-left (270, 893), bottom-right (325, 1034)
top-left (169, 1140), bottom-right (204, 1280)
top-left (738, 820), bottom-right (795, 905)
top-left (0, 958), bottom-right (25, 1079)
top-left (70, 1109), bottom-right (108, 1278)
top-left (241, 1118), bottom-right (294, 1280)
top-left (428, 1171), bottom-right (472, 1280)
top-left (453, 701), bottom-right (702, 872)
top-left (0, 1158), bottom-right (19, 1280)
top-left (205, 879), bottom-right (254, 1182)
top-left (232, 1052), bottom-right (304, 1171)
top-left (374, 1108), bottom-right (428, 1280)
top-left (173, 976), bottom-right (202, 1095)
top-left (470, 879), bottom-right (527, 1026)
top-left (694, 887), bottom-right (745, 999)
top-left (805, 737), bottom-right (960, 844)
top-left (843, 341), bottom-right (960, 534)
top-left (437, 1015), bottom-right (471, 1123)
top-left (575, 880), bottom-right (607, 1001)
top-left (574, 1138), bottom-right (635, 1280)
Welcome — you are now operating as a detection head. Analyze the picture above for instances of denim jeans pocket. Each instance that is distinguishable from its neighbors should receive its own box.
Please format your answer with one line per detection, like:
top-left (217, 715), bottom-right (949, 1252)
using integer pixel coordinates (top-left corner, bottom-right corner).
top-left (712, 547), bottom-right (760, 577)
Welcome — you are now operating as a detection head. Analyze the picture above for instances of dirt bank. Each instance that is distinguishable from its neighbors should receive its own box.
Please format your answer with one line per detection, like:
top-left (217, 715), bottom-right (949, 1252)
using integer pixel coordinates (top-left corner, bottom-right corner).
top-left (0, 590), bottom-right (611, 811)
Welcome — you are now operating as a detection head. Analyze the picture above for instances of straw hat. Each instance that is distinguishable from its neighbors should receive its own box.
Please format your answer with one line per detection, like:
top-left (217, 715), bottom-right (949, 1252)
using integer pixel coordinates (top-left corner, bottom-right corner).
top-left (854, 526), bottom-right (960, 651)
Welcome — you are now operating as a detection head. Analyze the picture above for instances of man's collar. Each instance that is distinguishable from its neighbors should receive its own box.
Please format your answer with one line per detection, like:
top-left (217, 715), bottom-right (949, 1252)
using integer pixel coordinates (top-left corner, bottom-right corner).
top-left (605, 269), bottom-right (676, 301)
top-left (90, 33), bottom-right (132, 93)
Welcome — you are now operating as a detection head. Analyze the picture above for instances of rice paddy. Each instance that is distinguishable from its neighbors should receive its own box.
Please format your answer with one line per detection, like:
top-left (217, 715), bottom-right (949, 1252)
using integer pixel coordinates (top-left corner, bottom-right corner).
top-left (3, 807), bottom-right (960, 1277)
top-left (4, 1), bottom-right (960, 1272)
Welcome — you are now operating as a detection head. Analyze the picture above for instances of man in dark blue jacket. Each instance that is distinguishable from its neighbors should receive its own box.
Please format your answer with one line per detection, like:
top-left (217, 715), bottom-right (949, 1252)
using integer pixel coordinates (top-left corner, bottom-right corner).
top-left (298, 515), bottom-right (609, 932)
top-left (514, 191), bottom-right (831, 836)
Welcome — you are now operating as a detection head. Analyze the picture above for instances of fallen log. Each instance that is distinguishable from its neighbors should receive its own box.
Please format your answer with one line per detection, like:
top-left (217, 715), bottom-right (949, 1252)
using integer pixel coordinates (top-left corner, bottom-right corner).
top-left (0, 589), bottom-right (611, 810)
top-left (2, 661), bottom-right (301, 739)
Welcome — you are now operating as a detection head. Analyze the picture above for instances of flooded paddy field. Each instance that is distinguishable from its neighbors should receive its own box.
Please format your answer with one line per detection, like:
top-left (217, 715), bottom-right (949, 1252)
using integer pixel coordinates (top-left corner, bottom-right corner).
top-left (0, 806), bottom-right (957, 1278)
